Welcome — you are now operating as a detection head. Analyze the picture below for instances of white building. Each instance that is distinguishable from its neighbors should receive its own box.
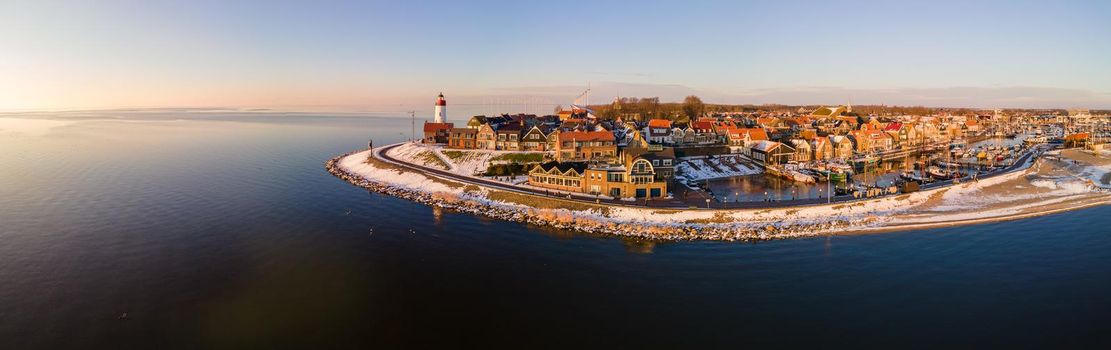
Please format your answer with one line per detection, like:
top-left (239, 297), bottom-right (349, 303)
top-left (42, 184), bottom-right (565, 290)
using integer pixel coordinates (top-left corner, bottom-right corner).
top-left (434, 92), bottom-right (447, 123)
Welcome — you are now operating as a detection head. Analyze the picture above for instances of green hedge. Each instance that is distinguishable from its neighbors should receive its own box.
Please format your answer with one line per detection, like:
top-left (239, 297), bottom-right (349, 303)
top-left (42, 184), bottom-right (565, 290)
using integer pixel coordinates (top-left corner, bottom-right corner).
top-left (484, 163), bottom-right (530, 176)
top-left (492, 153), bottom-right (545, 163)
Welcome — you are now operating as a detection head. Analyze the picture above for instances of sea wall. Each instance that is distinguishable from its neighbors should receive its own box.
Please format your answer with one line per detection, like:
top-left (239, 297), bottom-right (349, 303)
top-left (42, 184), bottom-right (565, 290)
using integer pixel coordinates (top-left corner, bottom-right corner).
top-left (325, 151), bottom-right (860, 241)
top-left (326, 145), bottom-right (1107, 242)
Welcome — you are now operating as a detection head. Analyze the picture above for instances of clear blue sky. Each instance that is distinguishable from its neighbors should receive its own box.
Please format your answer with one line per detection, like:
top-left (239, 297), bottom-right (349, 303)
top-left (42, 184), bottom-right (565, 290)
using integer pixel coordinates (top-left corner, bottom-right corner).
top-left (2, 0), bottom-right (1109, 111)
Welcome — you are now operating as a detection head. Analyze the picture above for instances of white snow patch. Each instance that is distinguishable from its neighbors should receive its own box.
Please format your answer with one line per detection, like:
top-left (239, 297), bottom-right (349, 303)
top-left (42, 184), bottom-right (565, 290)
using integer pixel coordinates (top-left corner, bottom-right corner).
top-left (677, 155), bottom-right (762, 181)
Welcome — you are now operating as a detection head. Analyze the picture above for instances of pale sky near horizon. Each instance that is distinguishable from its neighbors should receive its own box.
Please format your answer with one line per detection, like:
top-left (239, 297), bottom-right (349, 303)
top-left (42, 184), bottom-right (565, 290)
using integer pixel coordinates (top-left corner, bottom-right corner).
top-left (2, 0), bottom-right (1109, 112)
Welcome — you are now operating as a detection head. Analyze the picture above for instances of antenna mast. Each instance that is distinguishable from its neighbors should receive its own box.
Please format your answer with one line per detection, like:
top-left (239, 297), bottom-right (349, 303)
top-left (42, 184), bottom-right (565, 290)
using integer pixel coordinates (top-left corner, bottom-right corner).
top-left (409, 110), bottom-right (416, 143)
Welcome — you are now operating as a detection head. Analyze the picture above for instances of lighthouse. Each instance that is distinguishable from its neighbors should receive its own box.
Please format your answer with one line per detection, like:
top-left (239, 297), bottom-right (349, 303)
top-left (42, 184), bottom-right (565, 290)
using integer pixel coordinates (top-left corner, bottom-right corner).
top-left (433, 93), bottom-right (447, 123)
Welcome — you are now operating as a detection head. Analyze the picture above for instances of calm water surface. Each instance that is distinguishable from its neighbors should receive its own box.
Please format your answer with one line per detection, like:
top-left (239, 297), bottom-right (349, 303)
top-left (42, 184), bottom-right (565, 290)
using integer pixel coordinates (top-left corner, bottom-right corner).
top-left (3, 113), bottom-right (1111, 348)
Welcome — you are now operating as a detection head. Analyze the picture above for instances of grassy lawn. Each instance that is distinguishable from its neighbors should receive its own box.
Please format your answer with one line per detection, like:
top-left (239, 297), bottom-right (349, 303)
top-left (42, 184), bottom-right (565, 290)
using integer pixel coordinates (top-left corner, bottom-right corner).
top-left (442, 150), bottom-right (467, 162)
top-left (487, 190), bottom-right (612, 216)
top-left (364, 156), bottom-right (464, 190)
top-left (492, 153), bottom-right (545, 163)
top-left (416, 151), bottom-right (450, 170)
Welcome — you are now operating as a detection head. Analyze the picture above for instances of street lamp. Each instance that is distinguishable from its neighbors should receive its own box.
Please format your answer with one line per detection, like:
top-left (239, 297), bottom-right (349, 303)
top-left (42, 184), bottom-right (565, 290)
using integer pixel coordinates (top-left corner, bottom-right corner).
top-left (705, 198), bottom-right (711, 209)
top-left (827, 172), bottom-right (832, 204)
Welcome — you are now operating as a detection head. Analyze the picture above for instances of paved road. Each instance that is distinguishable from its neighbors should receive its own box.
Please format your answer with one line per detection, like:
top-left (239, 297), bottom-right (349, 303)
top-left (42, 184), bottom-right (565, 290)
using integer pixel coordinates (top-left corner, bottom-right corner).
top-left (374, 143), bottom-right (1045, 210)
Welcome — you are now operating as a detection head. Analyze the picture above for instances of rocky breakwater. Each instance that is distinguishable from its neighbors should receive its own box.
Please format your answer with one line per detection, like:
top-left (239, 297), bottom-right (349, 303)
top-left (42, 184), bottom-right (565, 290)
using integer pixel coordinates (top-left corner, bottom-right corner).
top-left (325, 151), bottom-right (865, 241)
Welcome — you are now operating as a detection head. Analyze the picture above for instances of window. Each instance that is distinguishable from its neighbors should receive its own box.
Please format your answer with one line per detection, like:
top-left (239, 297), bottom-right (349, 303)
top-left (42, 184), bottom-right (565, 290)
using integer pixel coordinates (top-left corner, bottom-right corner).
top-left (663, 159), bottom-right (672, 166)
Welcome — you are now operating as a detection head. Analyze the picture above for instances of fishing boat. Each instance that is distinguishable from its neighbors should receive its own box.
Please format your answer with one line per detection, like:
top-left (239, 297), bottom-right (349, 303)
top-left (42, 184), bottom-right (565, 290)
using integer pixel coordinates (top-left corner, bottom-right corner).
top-left (926, 166), bottom-right (957, 180)
top-left (901, 171), bottom-right (931, 183)
top-left (852, 155), bottom-right (878, 167)
top-left (828, 163), bottom-right (854, 174)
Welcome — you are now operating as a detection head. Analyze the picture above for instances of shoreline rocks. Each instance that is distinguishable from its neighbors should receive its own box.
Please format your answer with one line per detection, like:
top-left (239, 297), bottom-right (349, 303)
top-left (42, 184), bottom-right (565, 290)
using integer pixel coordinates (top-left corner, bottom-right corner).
top-left (324, 146), bottom-right (1105, 242)
top-left (324, 151), bottom-right (856, 241)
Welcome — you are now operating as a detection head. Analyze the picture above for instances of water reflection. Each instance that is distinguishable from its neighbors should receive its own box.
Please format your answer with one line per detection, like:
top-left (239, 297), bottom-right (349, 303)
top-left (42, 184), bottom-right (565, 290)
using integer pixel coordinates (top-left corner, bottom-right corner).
top-left (432, 206), bottom-right (444, 227)
top-left (622, 240), bottom-right (657, 254)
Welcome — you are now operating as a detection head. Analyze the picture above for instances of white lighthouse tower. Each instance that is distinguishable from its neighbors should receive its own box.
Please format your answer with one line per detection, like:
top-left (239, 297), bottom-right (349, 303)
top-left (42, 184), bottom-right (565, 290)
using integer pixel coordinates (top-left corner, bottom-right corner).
top-left (433, 93), bottom-right (447, 123)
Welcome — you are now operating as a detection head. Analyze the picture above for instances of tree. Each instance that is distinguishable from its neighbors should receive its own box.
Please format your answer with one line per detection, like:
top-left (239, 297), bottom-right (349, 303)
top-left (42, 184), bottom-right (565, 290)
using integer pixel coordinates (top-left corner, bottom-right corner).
top-left (682, 95), bottom-right (705, 122)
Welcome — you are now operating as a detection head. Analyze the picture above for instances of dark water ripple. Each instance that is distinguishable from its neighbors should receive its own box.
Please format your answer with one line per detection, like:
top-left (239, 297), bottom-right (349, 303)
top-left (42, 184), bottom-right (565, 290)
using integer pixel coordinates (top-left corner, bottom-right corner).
top-left (1, 115), bottom-right (1111, 348)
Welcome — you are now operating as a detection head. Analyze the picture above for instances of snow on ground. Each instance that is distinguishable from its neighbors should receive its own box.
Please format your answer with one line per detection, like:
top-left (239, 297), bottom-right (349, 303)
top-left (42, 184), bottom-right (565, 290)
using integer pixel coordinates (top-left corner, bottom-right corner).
top-left (385, 142), bottom-right (545, 176)
top-left (436, 148), bottom-right (496, 175)
top-left (676, 155), bottom-right (762, 181)
top-left (1079, 163), bottom-right (1111, 189)
top-left (890, 150), bottom-right (1111, 224)
top-left (341, 150), bottom-right (460, 195)
top-left (385, 142), bottom-right (450, 170)
top-left (341, 144), bottom-right (1111, 240)
top-left (341, 149), bottom-right (936, 237)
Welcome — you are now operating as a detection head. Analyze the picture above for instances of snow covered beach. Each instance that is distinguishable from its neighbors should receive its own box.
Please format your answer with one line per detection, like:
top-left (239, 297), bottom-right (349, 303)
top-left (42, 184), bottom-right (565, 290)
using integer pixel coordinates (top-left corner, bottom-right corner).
top-left (327, 144), bottom-right (1111, 241)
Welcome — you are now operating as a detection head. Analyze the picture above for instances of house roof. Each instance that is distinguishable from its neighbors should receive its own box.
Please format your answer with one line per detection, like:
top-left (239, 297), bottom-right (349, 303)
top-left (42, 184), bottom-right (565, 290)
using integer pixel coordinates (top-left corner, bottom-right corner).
top-left (799, 129), bottom-right (817, 140)
top-left (560, 130), bottom-right (615, 142)
top-left (751, 140), bottom-right (781, 152)
top-left (534, 161), bottom-right (587, 174)
top-left (524, 125), bottom-right (551, 135)
top-left (812, 136), bottom-right (830, 147)
top-left (724, 127), bottom-right (769, 141)
top-left (625, 145), bottom-right (675, 158)
top-left (740, 127), bottom-right (769, 141)
top-left (495, 123), bottom-right (522, 133)
top-left (423, 122), bottom-right (454, 132)
top-left (691, 121), bottom-right (714, 130)
top-left (647, 119), bottom-right (672, 128)
top-left (829, 135), bottom-right (851, 144)
top-left (1065, 133), bottom-right (1090, 140)
top-left (756, 117), bottom-right (779, 127)
top-left (784, 117), bottom-right (811, 126)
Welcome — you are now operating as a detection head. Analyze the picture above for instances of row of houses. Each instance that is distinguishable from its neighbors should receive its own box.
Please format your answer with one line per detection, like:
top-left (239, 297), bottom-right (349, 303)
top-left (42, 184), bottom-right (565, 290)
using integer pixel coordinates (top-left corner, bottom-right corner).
top-left (422, 112), bottom-right (675, 199)
top-left (420, 104), bottom-right (1004, 196)
top-left (527, 146), bottom-right (675, 199)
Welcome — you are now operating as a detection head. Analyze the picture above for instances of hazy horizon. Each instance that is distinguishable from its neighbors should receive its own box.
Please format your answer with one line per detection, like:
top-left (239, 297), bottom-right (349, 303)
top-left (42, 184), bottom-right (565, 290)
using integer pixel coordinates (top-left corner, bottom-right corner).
top-left (2, 0), bottom-right (1109, 111)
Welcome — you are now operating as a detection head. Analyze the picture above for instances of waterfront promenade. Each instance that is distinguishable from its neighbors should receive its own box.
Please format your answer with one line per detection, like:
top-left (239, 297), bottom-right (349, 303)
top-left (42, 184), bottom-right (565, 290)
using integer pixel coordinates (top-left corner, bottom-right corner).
top-left (374, 142), bottom-right (1043, 210)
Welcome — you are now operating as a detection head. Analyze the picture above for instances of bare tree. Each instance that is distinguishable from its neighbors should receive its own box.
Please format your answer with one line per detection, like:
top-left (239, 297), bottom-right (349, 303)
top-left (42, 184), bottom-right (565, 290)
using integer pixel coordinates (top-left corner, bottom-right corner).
top-left (682, 95), bottom-right (704, 122)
